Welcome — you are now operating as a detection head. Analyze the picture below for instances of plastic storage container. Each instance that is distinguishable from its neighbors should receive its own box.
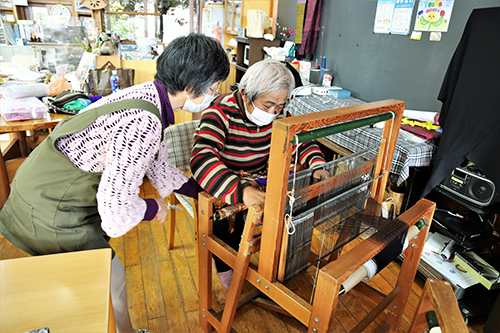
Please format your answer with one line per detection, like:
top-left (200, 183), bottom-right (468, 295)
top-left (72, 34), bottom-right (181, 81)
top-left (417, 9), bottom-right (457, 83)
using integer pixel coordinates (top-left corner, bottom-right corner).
top-left (0, 97), bottom-right (48, 121)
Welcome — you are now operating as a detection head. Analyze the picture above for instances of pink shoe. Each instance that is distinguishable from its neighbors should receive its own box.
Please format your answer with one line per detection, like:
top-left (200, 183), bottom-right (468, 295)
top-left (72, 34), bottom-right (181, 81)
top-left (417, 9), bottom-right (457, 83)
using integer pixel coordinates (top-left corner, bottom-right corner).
top-left (213, 261), bottom-right (233, 290)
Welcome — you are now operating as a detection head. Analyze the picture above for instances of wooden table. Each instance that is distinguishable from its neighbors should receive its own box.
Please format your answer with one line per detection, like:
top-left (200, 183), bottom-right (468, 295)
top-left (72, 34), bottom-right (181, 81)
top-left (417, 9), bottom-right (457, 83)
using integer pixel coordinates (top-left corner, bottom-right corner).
top-left (0, 112), bottom-right (71, 207)
top-left (0, 248), bottom-right (116, 333)
top-left (0, 112), bottom-right (69, 156)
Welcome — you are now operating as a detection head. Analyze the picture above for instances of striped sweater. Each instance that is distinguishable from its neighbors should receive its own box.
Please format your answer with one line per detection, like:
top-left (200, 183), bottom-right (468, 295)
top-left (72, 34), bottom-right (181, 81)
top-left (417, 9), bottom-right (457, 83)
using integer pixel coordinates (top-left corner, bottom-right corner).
top-left (191, 91), bottom-right (325, 205)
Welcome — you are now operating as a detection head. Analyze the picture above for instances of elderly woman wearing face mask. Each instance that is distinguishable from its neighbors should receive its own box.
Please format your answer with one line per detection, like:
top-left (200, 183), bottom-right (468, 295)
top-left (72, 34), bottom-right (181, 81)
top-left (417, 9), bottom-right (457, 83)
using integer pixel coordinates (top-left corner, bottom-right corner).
top-left (0, 33), bottom-right (229, 333)
top-left (190, 59), bottom-right (327, 289)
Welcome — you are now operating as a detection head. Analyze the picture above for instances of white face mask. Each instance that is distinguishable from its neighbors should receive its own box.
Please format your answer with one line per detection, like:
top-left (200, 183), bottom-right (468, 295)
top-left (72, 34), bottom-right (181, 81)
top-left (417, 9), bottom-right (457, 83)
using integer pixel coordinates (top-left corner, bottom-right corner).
top-left (244, 101), bottom-right (279, 126)
top-left (183, 93), bottom-right (215, 113)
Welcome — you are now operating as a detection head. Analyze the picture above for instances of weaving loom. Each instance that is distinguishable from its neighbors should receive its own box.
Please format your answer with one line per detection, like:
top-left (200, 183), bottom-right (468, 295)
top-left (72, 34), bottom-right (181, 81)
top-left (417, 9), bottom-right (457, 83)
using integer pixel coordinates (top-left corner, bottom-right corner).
top-left (198, 100), bottom-right (437, 333)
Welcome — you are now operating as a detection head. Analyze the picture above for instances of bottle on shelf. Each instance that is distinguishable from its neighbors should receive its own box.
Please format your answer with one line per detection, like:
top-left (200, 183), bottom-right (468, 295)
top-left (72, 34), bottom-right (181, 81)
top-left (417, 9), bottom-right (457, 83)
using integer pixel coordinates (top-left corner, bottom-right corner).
top-left (110, 70), bottom-right (120, 93)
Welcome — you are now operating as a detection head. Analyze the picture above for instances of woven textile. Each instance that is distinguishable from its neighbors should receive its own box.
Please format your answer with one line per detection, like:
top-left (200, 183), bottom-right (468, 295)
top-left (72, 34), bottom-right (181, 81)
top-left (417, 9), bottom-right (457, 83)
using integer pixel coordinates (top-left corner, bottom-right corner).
top-left (164, 120), bottom-right (200, 219)
top-left (287, 95), bottom-right (436, 185)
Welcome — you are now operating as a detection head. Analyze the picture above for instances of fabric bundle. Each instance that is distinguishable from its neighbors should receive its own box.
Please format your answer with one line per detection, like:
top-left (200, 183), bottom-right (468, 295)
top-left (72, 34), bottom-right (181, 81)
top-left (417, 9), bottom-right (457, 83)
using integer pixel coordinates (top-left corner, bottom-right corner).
top-left (47, 90), bottom-right (101, 115)
top-left (400, 117), bottom-right (441, 140)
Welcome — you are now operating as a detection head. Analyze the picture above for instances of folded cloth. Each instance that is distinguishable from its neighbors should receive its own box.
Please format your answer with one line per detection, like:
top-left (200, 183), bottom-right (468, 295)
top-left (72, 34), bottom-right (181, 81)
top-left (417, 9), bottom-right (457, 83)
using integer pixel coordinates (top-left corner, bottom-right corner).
top-left (88, 95), bottom-right (102, 103)
top-left (401, 124), bottom-right (441, 140)
top-left (401, 117), bottom-right (441, 131)
top-left (48, 103), bottom-right (79, 115)
top-left (63, 98), bottom-right (92, 111)
top-left (52, 90), bottom-right (90, 107)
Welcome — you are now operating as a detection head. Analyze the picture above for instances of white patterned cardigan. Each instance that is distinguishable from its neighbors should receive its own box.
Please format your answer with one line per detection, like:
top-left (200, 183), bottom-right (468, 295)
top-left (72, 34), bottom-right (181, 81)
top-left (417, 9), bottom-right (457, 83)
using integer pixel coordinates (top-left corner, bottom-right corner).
top-left (55, 82), bottom-right (189, 238)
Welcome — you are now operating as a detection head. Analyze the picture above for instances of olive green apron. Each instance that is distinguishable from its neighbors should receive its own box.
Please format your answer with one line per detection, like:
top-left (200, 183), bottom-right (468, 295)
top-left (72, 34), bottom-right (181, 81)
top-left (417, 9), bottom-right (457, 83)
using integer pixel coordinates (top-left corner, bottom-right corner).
top-left (0, 99), bottom-right (162, 256)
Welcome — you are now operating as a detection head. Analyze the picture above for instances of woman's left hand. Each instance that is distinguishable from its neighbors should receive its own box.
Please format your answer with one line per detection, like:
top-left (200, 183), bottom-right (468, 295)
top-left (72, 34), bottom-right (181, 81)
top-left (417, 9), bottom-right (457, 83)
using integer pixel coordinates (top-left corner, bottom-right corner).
top-left (313, 169), bottom-right (331, 182)
top-left (155, 198), bottom-right (169, 223)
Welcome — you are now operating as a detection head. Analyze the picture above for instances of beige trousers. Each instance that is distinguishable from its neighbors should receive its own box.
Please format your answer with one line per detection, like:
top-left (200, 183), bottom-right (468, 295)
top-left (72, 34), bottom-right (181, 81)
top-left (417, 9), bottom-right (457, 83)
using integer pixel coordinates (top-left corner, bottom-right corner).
top-left (111, 255), bottom-right (135, 333)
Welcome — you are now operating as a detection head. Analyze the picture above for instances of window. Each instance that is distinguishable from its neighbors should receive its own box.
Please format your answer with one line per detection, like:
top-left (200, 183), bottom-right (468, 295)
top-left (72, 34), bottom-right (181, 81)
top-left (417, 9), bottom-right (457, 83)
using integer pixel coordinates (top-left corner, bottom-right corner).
top-left (105, 0), bottom-right (190, 42)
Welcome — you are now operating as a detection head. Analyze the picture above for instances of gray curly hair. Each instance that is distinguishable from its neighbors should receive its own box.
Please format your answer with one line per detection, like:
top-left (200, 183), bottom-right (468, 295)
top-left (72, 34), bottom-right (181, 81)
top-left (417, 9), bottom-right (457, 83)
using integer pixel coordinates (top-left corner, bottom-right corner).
top-left (238, 59), bottom-right (295, 102)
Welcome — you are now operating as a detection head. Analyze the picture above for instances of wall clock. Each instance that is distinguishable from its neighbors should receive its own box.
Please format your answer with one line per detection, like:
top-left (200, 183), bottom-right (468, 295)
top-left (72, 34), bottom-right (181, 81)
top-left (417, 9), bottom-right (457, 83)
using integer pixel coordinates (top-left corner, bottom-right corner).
top-left (51, 5), bottom-right (72, 25)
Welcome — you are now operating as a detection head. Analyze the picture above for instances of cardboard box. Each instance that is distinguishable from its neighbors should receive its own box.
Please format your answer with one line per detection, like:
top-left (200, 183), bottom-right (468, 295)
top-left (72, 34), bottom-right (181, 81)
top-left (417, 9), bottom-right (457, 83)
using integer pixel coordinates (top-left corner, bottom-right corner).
top-left (328, 88), bottom-right (351, 98)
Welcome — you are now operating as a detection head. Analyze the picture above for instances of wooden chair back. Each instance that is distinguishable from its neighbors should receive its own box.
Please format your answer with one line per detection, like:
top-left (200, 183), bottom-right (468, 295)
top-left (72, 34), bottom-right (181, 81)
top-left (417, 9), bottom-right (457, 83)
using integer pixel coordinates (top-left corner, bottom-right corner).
top-left (409, 279), bottom-right (468, 332)
top-left (164, 120), bottom-right (200, 250)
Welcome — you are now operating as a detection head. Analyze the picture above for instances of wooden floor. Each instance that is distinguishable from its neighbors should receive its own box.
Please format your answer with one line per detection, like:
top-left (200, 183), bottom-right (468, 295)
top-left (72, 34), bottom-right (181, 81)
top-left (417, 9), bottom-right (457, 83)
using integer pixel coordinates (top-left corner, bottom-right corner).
top-left (0, 178), bottom-right (434, 333)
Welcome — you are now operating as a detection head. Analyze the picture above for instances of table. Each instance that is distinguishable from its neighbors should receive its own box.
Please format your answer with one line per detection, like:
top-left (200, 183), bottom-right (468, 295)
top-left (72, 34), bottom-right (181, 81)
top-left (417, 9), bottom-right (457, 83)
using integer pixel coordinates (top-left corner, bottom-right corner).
top-left (287, 95), bottom-right (436, 185)
top-left (0, 112), bottom-right (69, 155)
top-left (0, 248), bottom-right (116, 333)
top-left (0, 112), bottom-right (71, 207)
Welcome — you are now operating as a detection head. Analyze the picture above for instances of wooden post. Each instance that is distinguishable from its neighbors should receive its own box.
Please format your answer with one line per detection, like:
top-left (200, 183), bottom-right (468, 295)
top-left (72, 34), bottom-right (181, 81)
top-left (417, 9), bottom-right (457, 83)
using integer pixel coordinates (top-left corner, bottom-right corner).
top-left (198, 192), bottom-right (215, 332)
top-left (372, 102), bottom-right (405, 202)
top-left (259, 122), bottom-right (293, 282)
top-left (219, 204), bottom-right (262, 332)
top-left (385, 199), bottom-right (435, 330)
top-left (166, 193), bottom-right (177, 249)
top-left (92, 9), bottom-right (105, 33)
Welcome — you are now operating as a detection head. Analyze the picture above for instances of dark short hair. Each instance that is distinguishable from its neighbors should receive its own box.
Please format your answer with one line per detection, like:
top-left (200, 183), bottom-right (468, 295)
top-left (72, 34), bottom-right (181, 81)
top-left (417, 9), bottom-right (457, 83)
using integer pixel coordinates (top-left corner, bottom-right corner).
top-left (155, 33), bottom-right (229, 98)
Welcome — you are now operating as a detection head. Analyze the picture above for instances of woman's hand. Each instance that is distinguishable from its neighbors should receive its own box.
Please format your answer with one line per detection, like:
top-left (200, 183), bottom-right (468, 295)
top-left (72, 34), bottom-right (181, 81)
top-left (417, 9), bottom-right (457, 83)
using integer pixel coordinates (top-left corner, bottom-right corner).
top-left (313, 169), bottom-right (331, 182)
top-left (155, 198), bottom-right (169, 223)
top-left (242, 186), bottom-right (266, 206)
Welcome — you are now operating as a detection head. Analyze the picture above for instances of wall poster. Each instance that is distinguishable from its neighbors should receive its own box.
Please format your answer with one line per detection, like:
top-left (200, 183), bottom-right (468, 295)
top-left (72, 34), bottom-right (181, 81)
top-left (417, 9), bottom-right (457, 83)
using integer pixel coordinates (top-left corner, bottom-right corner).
top-left (391, 0), bottom-right (415, 35)
top-left (414, 0), bottom-right (455, 32)
top-left (374, 0), bottom-right (415, 35)
top-left (374, 0), bottom-right (395, 34)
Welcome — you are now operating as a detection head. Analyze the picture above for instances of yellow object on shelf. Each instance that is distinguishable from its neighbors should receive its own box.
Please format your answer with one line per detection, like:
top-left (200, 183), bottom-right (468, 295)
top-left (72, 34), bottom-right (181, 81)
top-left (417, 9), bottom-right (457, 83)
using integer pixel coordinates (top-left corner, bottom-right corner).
top-left (401, 117), bottom-right (440, 131)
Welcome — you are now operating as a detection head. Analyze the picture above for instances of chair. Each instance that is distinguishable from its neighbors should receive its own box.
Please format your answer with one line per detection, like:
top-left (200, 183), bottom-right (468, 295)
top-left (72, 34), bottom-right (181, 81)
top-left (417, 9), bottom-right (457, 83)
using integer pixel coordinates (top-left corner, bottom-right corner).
top-left (164, 120), bottom-right (200, 250)
top-left (197, 100), bottom-right (437, 332)
top-left (409, 279), bottom-right (468, 333)
top-left (0, 248), bottom-right (116, 332)
top-left (0, 152), bottom-right (26, 209)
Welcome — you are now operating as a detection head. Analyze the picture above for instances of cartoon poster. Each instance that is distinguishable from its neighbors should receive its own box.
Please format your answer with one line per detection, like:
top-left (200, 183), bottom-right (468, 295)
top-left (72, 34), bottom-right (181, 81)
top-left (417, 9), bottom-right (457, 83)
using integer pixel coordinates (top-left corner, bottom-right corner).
top-left (414, 0), bottom-right (455, 32)
top-left (374, 0), bottom-right (395, 34)
top-left (390, 0), bottom-right (415, 35)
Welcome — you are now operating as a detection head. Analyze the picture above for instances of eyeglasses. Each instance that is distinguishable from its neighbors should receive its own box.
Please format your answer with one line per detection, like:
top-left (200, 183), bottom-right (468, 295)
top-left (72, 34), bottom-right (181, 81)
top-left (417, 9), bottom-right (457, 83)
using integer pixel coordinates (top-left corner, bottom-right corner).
top-left (209, 87), bottom-right (221, 96)
top-left (256, 100), bottom-right (289, 114)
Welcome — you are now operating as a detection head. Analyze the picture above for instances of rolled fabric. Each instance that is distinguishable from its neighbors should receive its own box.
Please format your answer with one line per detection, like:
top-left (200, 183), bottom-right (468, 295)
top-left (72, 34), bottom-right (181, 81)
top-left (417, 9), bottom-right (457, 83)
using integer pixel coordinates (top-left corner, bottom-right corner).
top-left (342, 225), bottom-right (421, 294)
top-left (439, 240), bottom-right (456, 261)
top-left (362, 235), bottom-right (410, 281)
top-left (0, 83), bottom-right (50, 99)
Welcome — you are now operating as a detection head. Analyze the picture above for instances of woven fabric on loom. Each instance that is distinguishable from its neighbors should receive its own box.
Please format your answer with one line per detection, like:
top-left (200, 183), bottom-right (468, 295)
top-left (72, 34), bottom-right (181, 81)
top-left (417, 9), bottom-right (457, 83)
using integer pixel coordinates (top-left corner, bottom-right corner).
top-left (283, 142), bottom-right (390, 281)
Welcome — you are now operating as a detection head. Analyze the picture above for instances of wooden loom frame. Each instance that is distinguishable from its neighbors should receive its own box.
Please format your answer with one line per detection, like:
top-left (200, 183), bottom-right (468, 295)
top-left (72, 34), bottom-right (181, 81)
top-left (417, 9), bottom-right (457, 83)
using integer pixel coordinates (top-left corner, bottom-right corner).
top-left (198, 99), bottom-right (436, 332)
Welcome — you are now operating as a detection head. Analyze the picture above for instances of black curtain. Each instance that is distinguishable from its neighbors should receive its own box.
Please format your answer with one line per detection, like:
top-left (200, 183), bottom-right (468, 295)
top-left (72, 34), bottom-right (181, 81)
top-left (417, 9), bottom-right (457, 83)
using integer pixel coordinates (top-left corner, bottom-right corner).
top-left (422, 7), bottom-right (500, 197)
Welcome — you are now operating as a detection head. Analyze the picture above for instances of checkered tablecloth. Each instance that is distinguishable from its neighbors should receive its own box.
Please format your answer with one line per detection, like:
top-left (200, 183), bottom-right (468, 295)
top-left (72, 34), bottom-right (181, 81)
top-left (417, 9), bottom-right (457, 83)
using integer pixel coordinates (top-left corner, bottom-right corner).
top-left (287, 95), bottom-right (436, 185)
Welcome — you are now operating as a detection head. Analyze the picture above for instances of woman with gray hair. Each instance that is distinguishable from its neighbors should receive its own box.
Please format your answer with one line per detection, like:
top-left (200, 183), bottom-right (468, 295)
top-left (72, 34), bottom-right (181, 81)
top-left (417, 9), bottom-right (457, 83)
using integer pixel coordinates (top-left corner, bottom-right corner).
top-left (191, 59), bottom-right (327, 289)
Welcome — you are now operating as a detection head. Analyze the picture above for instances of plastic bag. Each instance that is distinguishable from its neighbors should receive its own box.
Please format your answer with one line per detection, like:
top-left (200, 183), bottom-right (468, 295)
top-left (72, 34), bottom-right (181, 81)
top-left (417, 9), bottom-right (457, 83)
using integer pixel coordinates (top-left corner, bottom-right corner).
top-left (48, 77), bottom-right (72, 97)
top-left (246, 9), bottom-right (268, 38)
top-left (88, 68), bottom-right (135, 96)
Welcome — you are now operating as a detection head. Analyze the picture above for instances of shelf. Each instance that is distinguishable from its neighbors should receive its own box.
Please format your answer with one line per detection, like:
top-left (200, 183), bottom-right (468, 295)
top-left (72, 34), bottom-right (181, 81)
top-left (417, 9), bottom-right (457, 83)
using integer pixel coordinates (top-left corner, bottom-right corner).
top-left (434, 186), bottom-right (500, 215)
top-left (29, 42), bottom-right (80, 47)
top-left (235, 64), bottom-right (247, 72)
top-left (235, 36), bottom-right (249, 44)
